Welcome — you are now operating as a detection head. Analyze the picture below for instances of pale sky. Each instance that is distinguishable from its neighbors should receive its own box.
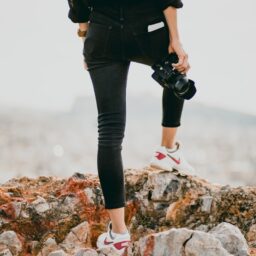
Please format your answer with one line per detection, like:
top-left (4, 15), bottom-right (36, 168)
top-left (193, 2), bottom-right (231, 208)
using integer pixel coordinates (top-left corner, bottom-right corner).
top-left (0, 0), bottom-right (255, 115)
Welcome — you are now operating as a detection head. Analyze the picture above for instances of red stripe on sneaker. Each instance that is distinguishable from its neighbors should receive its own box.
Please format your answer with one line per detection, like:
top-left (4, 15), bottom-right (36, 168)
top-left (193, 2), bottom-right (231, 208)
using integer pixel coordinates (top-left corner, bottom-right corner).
top-left (104, 237), bottom-right (113, 245)
top-left (167, 154), bottom-right (181, 164)
top-left (113, 240), bottom-right (131, 250)
top-left (155, 152), bottom-right (166, 160)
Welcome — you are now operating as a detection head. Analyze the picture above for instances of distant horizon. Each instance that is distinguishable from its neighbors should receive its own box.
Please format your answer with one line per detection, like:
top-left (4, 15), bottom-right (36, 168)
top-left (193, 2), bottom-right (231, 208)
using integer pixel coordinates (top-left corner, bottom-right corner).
top-left (0, 93), bottom-right (256, 119)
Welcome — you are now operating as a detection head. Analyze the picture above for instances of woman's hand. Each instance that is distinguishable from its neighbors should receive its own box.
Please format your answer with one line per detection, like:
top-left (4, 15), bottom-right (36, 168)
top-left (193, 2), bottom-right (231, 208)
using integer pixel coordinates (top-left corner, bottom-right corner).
top-left (168, 40), bottom-right (190, 74)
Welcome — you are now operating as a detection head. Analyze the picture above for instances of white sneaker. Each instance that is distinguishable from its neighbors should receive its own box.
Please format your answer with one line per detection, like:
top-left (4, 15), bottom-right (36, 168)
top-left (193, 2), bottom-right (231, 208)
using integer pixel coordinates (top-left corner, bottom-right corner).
top-left (149, 141), bottom-right (196, 176)
top-left (96, 221), bottom-right (131, 255)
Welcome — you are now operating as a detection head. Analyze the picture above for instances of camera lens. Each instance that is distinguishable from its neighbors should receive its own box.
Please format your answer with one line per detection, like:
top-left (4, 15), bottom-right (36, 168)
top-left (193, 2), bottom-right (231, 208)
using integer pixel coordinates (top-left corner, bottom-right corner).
top-left (174, 77), bottom-right (190, 96)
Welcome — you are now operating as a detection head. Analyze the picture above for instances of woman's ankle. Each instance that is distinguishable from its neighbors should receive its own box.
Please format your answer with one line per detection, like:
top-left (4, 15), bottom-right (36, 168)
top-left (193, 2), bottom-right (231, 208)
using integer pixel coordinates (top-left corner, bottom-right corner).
top-left (111, 224), bottom-right (128, 234)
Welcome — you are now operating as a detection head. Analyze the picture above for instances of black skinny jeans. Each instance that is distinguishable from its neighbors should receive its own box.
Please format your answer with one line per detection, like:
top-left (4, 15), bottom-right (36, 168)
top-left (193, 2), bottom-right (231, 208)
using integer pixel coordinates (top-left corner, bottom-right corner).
top-left (83, 2), bottom-right (185, 209)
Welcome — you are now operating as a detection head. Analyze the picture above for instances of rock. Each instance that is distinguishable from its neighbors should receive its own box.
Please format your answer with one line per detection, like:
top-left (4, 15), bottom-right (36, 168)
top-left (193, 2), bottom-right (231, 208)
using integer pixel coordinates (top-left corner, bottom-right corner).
top-left (60, 221), bottom-right (90, 253)
top-left (10, 202), bottom-right (22, 219)
top-left (72, 221), bottom-right (90, 242)
top-left (249, 247), bottom-right (256, 256)
top-left (247, 224), bottom-right (256, 245)
top-left (184, 231), bottom-right (232, 256)
top-left (31, 240), bottom-right (39, 251)
top-left (83, 188), bottom-right (95, 205)
top-left (194, 224), bottom-right (209, 232)
top-left (31, 196), bottom-right (50, 214)
top-left (200, 195), bottom-right (213, 213)
top-left (98, 246), bottom-right (121, 255)
top-left (48, 250), bottom-right (67, 256)
top-left (146, 172), bottom-right (180, 202)
top-left (40, 237), bottom-right (59, 256)
top-left (0, 231), bottom-right (22, 255)
top-left (138, 227), bottom-right (194, 256)
top-left (0, 167), bottom-right (255, 254)
top-left (61, 195), bottom-right (77, 212)
top-left (74, 248), bottom-right (98, 256)
top-left (209, 222), bottom-right (249, 256)
top-left (0, 249), bottom-right (13, 256)
top-left (136, 222), bottom-right (250, 256)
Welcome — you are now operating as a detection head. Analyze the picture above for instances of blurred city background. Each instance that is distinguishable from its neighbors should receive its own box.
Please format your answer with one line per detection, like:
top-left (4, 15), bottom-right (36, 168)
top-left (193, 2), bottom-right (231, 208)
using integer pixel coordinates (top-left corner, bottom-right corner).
top-left (0, 0), bottom-right (255, 186)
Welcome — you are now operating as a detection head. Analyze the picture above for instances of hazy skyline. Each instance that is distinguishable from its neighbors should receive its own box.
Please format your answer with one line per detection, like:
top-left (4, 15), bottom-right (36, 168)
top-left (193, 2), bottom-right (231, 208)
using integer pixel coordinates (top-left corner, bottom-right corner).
top-left (0, 0), bottom-right (255, 115)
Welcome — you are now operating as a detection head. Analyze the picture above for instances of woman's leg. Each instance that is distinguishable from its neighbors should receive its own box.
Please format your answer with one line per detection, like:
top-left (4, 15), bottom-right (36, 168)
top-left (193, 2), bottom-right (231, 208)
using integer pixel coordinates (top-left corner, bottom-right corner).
top-left (87, 60), bottom-right (130, 233)
top-left (161, 86), bottom-right (185, 148)
top-left (161, 127), bottom-right (177, 148)
top-left (127, 18), bottom-right (185, 149)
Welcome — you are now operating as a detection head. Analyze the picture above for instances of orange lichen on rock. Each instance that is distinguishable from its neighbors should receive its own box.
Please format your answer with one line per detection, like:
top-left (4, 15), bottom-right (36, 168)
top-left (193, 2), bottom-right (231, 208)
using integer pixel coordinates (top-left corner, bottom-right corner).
top-left (166, 190), bottom-right (199, 224)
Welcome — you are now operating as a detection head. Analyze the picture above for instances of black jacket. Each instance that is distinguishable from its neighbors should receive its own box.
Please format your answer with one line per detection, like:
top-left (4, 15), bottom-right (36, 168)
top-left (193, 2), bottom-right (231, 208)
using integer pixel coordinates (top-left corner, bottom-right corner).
top-left (67, 0), bottom-right (183, 23)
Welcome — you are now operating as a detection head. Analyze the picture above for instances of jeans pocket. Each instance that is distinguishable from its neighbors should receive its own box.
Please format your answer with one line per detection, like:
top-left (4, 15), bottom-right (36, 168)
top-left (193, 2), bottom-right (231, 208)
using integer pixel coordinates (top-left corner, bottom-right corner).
top-left (83, 22), bottom-right (112, 60)
top-left (149, 24), bottom-right (170, 48)
top-left (133, 18), bottom-right (170, 60)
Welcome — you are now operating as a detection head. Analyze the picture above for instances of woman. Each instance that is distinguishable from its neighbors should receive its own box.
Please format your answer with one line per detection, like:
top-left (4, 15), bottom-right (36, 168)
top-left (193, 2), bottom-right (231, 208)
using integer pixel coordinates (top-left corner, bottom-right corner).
top-left (67, 0), bottom-right (195, 254)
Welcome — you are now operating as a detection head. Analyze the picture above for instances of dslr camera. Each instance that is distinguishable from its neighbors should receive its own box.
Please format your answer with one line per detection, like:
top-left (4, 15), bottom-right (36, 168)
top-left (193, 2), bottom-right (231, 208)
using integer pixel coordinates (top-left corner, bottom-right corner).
top-left (151, 52), bottom-right (196, 100)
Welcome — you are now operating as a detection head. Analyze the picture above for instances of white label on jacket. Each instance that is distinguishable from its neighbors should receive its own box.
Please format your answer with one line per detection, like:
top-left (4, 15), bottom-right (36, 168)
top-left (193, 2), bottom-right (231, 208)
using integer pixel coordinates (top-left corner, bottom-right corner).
top-left (147, 21), bottom-right (165, 32)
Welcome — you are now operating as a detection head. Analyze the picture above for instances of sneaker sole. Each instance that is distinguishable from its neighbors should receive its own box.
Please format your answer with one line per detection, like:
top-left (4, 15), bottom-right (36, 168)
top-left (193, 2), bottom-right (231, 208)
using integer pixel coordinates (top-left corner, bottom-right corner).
top-left (149, 163), bottom-right (188, 177)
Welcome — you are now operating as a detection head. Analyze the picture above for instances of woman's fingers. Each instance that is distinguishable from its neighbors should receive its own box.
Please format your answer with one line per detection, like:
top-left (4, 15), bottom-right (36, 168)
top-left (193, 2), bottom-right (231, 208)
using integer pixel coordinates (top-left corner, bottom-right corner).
top-left (185, 63), bottom-right (191, 73)
top-left (180, 63), bottom-right (191, 75)
top-left (178, 58), bottom-right (188, 73)
top-left (172, 53), bottom-right (190, 73)
top-left (172, 55), bottom-right (185, 69)
top-left (169, 41), bottom-right (191, 73)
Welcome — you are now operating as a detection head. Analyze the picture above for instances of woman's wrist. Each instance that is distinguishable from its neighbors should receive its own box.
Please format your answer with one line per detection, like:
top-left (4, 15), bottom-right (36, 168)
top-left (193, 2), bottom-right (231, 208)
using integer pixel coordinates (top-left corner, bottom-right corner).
top-left (170, 38), bottom-right (181, 45)
top-left (77, 28), bottom-right (87, 37)
top-left (79, 22), bottom-right (88, 31)
top-left (169, 34), bottom-right (180, 42)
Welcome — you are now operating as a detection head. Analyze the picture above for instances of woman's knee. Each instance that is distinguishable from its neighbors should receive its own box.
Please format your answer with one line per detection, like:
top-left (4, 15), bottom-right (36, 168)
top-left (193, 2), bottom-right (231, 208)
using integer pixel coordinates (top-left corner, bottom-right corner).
top-left (97, 111), bottom-right (126, 147)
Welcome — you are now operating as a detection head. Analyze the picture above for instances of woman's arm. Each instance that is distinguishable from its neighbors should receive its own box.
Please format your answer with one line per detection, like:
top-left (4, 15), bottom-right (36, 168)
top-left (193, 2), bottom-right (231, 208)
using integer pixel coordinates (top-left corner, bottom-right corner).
top-left (158, 0), bottom-right (183, 10)
top-left (163, 7), bottom-right (180, 43)
top-left (67, 0), bottom-right (91, 70)
top-left (67, 0), bottom-right (90, 37)
top-left (67, 0), bottom-right (91, 24)
top-left (162, 5), bottom-right (190, 74)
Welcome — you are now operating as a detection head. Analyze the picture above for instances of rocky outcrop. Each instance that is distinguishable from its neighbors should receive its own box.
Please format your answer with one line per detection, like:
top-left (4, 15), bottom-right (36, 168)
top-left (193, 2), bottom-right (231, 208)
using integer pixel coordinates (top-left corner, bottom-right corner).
top-left (0, 167), bottom-right (256, 255)
top-left (133, 222), bottom-right (249, 256)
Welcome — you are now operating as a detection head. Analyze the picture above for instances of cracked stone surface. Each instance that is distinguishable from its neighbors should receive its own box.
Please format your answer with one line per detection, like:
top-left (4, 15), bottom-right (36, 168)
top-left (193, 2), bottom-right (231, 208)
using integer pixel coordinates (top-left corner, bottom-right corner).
top-left (0, 166), bottom-right (255, 255)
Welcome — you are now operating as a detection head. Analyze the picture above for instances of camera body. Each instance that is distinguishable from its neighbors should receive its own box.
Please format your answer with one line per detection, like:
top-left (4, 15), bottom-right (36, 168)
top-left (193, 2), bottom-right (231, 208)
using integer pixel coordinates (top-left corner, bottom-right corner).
top-left (151, 53), bottom-right (197, 100)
